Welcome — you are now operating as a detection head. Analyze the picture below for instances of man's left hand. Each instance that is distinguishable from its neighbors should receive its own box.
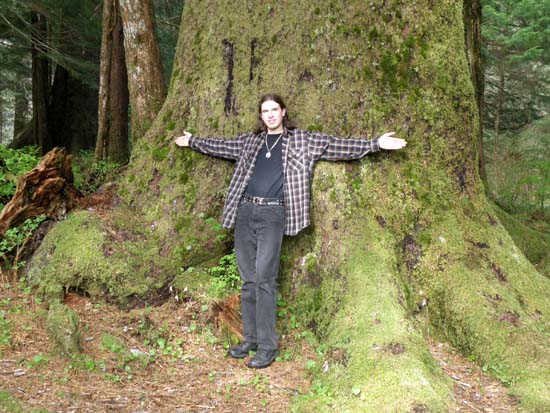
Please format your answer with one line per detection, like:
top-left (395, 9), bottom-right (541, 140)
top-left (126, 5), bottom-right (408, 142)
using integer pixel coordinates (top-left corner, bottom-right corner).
top-left (378, 132), bottom-right (407, 150)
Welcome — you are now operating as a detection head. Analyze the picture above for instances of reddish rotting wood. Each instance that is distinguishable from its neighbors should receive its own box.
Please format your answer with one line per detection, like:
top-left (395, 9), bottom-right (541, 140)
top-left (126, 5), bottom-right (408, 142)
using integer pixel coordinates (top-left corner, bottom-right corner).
top-left (0, 147), bottom-right (81, 236)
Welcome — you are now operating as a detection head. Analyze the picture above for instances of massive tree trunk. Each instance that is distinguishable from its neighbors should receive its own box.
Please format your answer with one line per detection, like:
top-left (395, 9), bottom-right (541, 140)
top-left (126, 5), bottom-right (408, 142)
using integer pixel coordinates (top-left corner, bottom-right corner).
top-left (31, 12), bottom-right (52, 154)
top-left (119, 0), bottom-right (166, 143)
top-left (95, 0), bottom-right (130, 163)
top-left (28, 1), bottom-right (550, 411)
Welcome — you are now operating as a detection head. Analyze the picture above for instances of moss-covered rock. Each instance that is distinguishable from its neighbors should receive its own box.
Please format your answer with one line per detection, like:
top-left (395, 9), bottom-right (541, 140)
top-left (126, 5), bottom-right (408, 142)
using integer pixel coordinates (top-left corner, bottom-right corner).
top-left (25, 209), bottom-right (184, 306)
top-left (46, 301), bottom-right (81, 356)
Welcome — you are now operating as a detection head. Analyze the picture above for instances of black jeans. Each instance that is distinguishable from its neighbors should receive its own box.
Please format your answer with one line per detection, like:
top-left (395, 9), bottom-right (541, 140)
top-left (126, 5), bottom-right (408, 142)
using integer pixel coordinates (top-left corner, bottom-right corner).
top-left (234, 201), bottom-right (285, 350)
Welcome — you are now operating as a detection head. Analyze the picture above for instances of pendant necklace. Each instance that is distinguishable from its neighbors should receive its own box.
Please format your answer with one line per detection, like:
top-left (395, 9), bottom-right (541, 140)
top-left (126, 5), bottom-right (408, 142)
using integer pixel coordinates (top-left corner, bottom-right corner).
top-left (265, 132), bottom-right (283, 159)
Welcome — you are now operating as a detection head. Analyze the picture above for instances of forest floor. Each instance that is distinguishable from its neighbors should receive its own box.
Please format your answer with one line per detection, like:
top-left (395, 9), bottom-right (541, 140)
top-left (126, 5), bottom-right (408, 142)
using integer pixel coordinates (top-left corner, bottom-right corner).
top-left (0, 189), bottom-right (520, 412)
top-left (0, 284), bottom-right (521, 412)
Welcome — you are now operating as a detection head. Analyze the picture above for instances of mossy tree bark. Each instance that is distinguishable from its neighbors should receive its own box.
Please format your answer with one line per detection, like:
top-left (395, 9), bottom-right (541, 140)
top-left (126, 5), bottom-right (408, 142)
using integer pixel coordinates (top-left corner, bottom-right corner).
top-left (29, 1), bottom-right (550, 411)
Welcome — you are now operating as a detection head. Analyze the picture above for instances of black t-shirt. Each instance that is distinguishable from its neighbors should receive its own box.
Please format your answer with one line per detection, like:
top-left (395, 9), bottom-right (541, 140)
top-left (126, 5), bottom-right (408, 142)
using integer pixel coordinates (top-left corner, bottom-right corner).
top-left (244, 133), bottom-right (284, 199)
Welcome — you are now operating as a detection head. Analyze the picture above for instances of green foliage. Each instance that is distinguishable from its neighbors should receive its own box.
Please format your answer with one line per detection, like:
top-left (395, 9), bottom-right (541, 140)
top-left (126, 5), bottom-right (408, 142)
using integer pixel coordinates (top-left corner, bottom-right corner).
top-left (0, 216), bottom-right (46, 276)
top-left (482, 0), bottom-right (550, 131)
top-left (486, 117), bottom-right (550, 215)
top-left (154, 0), bottom-right (185, 84)
top-left (72, 151), bottom-right (121, 193)
top-left (0, 216), bottom-right (46, 257)
top-left (0, 0), bottom-right (101, 89)
top-left (0, 145), bottom-right (40, 209)
top-left (208, 250), bottom-right (240, 294)
top-left (101, 334), bottom-right (126, 354)
top-left (26, 353), bottom-right (49, 368)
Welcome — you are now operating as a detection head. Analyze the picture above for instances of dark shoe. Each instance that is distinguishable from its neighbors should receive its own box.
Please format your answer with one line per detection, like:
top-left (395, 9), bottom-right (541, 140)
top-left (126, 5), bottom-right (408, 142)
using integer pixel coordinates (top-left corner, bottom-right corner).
top-left (246, 349), bottom-right (278, 369)
top-left (227, 341), bottom-right (258, 359)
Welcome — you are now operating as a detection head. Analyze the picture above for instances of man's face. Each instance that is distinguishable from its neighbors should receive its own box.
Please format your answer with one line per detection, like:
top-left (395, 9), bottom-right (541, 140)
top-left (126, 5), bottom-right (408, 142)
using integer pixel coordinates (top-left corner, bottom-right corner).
top-left (260, 100), bottom-right (286, 133)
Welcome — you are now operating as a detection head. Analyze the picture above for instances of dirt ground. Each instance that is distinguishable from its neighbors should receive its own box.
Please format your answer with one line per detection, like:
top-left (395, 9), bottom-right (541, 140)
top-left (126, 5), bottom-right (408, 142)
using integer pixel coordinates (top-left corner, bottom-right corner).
top-left (0, 284), bottom-right (520, 413)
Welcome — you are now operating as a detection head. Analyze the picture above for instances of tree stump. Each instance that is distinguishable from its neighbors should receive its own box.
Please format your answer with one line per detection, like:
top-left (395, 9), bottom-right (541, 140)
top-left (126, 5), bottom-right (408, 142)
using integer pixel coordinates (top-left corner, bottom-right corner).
top-left (0, 147), bottom-right (81, 236)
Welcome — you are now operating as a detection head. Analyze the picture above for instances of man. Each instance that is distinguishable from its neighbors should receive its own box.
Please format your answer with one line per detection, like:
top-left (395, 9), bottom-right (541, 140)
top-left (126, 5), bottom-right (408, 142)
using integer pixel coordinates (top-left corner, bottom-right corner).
top-left (175, 93), bottom-right (406, 369)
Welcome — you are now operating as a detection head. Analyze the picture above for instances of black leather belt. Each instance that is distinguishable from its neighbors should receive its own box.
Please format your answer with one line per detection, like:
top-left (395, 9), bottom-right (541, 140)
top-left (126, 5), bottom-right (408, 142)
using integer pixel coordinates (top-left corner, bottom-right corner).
top-left (242, 194), bottom-right (285, 206)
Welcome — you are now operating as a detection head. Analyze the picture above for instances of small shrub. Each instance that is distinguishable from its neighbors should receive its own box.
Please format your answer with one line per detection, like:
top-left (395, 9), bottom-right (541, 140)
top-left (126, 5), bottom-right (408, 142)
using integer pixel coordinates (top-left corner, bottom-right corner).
top-left (72, 150), bottom-right (121, 194)
top-left (0, 216), bottom-right (46, 278)
top-left (0, 145), bottom-right (40, 209)
top-left (209, 251), bottom-right (241, 293)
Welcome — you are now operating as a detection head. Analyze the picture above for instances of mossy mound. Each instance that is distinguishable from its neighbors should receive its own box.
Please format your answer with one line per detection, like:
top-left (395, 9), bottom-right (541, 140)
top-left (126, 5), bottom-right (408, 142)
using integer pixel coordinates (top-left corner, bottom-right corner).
top-left (25, 210), bottom-right (182, 306)
top-left (46, 301), bottom-right (81, 356)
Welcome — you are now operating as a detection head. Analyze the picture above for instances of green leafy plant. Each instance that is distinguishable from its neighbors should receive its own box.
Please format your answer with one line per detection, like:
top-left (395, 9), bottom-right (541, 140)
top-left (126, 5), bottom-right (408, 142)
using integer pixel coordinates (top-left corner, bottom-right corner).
top-left (0, 216), bottom-right (46, 282)
top-left (72, 150), bottom-right (121, 194)
top-left (0, 146), bottom-right (40, 209)
top-left (209, 250), bottom-right (240, 294)
top-left (101, 334), bottom-right (126, 354)
top-left (26, 354), bottom-right (49, 368)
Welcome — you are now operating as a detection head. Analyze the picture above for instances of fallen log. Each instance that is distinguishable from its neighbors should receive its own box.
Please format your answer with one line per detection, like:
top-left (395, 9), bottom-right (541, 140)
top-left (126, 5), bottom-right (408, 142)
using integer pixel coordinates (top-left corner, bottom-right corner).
top-left (0, 147), bottom-right (81, 236)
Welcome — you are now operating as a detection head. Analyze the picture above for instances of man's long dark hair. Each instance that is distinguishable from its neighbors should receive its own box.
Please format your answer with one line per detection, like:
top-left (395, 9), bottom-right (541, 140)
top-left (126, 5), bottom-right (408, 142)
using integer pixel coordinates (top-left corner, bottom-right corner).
top-left (254, 93), bottom-right (297, 134)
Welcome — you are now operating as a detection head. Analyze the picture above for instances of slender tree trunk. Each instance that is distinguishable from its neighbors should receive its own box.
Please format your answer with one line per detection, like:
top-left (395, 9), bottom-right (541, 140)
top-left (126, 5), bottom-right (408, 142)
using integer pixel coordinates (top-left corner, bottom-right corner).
top-left (119, 0), bottom-right (166, 143)
top-left (31, 12), bottom-right (52, 154)
top-left (463, 0), bottom-right (485, 183)
top-left (494, 65), bottom-right (505, 153)
top-left (95, 0), bottom-right (130, 163)
top-left (13, 78), bottom-right (29, 140)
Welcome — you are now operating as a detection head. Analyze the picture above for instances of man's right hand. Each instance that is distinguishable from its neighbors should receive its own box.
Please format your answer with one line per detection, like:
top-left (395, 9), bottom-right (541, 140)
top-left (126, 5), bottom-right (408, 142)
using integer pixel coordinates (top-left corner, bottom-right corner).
top-left (174, 131), bottom-right (192, 147)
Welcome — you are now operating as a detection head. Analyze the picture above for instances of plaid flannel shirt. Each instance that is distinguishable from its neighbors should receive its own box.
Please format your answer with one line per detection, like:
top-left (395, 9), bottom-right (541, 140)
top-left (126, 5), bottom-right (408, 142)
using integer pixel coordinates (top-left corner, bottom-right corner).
top-left (190, 128), bottom-right (380, 236)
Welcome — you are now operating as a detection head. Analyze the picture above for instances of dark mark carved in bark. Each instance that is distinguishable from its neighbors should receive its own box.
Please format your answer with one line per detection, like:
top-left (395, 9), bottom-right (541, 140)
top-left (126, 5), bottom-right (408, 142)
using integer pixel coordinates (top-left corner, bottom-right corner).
top-left (299, 69), bottom-right (313, 82)
top-left (487, 213), bottom-right (498, 225)
top-left (467, 239), bottom-right (490, 249)
top-left (402, 234), bottom-right (422, 272)
top-left (222, 39), bottom-right (237, 115)
top-left (249, 38), bottom-right (258, 82)
top-left (497, 310), bottom-right (520, 326)
top-left (456, 165), bottom-right (467, 192)
top-left (375, 215), bottom-right (386, 228)
top-left (491, 262), bottom-right (507, 282)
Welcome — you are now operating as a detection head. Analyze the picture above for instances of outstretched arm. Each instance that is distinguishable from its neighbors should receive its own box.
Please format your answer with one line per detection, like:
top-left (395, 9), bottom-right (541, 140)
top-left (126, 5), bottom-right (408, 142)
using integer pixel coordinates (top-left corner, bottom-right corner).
top-left (316, 131), bottom-right (406, 161)
top-left (174, 131), bottom-right (244, 161)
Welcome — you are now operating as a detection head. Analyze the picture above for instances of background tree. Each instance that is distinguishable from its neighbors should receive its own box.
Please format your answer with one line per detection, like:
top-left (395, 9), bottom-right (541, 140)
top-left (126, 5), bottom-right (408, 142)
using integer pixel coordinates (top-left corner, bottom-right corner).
top-left (95, 0), bottom-right (130, 163)
top-left (24, 1), bottom-right (550, 411)
top-left (482, 0), bottom-right (550, 142)
top-left (119, 0), bottom-right (166, 143)
top-left (481, 0), bottom-right (550, 276)
top-left (30, 11), bottom-right (51, 153)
